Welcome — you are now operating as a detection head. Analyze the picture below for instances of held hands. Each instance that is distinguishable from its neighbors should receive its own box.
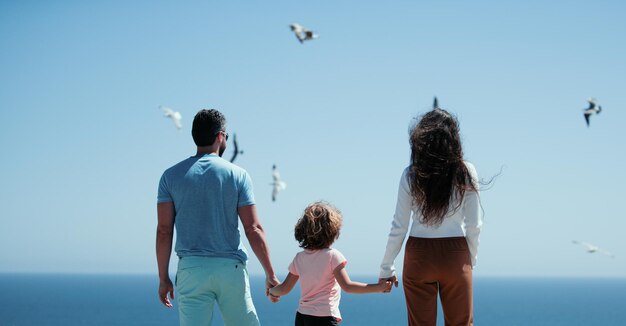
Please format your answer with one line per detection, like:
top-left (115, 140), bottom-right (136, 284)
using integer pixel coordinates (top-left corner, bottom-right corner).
top-left (266, 274), bottom-right (281, 303)
top-left (378, 275), bottom-right (399, 293)
top-left (268, 287), bottom-right (281, 303)
top-left (378, 280), bottom-right (393, 293)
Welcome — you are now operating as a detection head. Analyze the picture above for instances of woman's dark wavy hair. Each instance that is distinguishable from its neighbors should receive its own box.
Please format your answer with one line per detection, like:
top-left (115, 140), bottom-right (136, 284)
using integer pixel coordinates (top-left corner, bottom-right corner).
top-left (408, 108), bottom-right (477, 226)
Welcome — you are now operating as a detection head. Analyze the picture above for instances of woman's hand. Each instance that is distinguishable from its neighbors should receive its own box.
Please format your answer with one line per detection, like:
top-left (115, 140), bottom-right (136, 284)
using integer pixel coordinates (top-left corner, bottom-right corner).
top-left (378, 280), bottom-right (393, 293)
top-left (378, 276), bottom-right (399, 293)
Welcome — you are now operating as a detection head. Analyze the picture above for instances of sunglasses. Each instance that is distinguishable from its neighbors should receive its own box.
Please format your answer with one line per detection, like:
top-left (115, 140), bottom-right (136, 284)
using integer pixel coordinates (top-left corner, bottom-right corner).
top-left (219, 131), bottom-right (229, 141)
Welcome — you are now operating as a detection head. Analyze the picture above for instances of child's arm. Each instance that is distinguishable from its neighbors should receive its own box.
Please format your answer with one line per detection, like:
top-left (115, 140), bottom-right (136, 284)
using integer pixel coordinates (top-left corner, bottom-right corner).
top-left (333, 264), bottom-right (392, 294)
top-left (269, 272), bottom-right (299, 298)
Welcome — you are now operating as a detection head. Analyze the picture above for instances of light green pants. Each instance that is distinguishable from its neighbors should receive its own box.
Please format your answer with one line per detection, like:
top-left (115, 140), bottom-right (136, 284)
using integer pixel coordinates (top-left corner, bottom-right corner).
top-left (176, 256), bottom-right (260, 326)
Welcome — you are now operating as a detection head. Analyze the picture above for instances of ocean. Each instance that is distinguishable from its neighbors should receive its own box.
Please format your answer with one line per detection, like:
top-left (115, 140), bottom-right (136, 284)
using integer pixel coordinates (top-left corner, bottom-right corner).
top-left (2, 274), bottom-right (625, 325)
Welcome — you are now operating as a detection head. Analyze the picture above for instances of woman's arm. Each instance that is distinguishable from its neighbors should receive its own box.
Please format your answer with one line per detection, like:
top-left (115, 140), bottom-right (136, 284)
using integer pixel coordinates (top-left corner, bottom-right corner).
top-left (463, 162), bottom-right (483, 267)
top-left (334, 264), bottom-right (392, 294)
top-left (269, 272), bottom-right (299, 297)
top-left (379, 168), bottom-right (413, 279)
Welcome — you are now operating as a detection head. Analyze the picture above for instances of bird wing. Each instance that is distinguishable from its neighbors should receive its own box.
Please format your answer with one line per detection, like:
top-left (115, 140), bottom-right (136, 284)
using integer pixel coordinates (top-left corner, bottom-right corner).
top-left (584, 112), bottom-right (591, 127)
top-left (581, 241), bottom-right (598, 251)
top-left (586, 99), bottom-right (596, 110)
top-left (160, 106), bottom-right (174, 117)
top-left (290, 24), bottom-right (305, 42)
top-left (172, 112), bottom-right (182, 129)
top-left (230, 135), bottom-right (239, 162)
top-left (598, 248), bottom-right (614, 257)
top-left (272, 169), bottom-right (281, 181)
top-left (290, 24), bottom-right (303, 33)
top-left (573, 240), bottom-right (592, 250)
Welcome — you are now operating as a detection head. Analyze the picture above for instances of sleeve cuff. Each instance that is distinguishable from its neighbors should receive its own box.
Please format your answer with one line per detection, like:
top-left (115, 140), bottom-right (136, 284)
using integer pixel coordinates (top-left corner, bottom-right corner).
top-left (379, 268), bottom-right (396, 279)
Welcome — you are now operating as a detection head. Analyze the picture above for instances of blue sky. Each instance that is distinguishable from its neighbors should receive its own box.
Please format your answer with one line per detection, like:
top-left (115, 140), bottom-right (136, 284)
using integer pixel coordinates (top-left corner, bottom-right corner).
top-left (1, 1), bottom-right (625, 278)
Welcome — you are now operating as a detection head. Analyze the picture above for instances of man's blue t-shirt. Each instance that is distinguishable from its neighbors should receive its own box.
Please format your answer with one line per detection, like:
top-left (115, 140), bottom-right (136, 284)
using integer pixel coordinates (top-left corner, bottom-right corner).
top-left (157, 153), bottom-right (255, 263)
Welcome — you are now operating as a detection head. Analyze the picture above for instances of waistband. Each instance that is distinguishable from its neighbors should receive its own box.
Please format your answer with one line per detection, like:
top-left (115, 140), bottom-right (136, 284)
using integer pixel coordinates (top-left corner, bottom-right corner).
top-left (177, 256), bottom-right (243, 268)
top-left (406, 236), bottom-right (468, 249)
top-left (408, 236), bottom-right (466, 242)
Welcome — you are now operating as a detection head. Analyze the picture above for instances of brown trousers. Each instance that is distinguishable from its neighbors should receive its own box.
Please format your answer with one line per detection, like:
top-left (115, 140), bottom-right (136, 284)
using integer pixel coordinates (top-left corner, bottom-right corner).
top-left (402, 237), bottom-right (473, 326)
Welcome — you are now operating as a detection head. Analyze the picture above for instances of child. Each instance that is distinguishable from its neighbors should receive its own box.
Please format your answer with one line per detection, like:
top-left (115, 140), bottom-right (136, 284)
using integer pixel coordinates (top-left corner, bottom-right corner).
top-left (269, 201), bottom-right (392, 325)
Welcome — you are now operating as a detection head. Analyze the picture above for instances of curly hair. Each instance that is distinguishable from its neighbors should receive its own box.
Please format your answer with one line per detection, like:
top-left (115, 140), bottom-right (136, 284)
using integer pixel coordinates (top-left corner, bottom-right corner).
top-left (408, 108), bottom-right (478, 226)
top-left (294, 202), bottom-right (343, 250)
top-left (192, 109), bottom-right (226, 146)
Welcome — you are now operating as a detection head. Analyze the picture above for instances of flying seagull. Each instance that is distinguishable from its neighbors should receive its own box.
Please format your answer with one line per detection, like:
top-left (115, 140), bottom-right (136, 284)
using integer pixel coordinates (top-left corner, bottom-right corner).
top-left (159, 106), bottom-right (182, 130)
top-left (229, 133), bottom-right (244, 163)
top-left (289, 23), bottom-right (318, 43)
top-left (572, 240), bottom-right (614, 258)
top-left (583, 98), bottom-right (602, 127)
top-left (270, 164), bottom-right (287, 202)
top-left (433, 96), bottom-right (439, 109)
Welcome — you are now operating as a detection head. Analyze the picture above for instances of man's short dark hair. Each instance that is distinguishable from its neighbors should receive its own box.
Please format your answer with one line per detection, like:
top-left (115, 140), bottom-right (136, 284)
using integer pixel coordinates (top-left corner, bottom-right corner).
top-left (192, 109), bottom-right (226, 146)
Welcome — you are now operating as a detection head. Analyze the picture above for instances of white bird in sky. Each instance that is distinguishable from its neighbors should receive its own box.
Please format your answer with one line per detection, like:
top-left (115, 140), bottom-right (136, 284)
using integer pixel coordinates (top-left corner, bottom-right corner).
top-left (583, 98), bottom-right (602, 127)
top-left (270, 164), bottom-right (287, 202)
top-left (572, 240), bottom-right (614, 258)
top-left (159, 106), bottom-right (182, 130)
top-left (289, 23), bottom-right (318, 44)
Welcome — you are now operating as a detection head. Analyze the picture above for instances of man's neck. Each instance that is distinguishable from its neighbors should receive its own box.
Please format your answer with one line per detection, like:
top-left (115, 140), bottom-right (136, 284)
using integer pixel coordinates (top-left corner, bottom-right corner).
top-left (196, 146), bottom-right (219, 156)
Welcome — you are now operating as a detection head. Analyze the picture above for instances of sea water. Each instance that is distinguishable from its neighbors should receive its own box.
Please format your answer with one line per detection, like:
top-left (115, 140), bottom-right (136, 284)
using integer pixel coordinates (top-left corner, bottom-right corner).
top-left (2, 274), bottom-right (625, 325)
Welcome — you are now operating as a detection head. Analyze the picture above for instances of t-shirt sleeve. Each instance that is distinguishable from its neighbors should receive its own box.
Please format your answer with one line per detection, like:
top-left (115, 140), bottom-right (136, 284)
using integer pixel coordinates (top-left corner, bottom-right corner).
top-left (288, 256), bottom-right (299, 276)
top-left (238, 170), bottom-right (256, 207)
top-left (330, 249), bottom-right (347, 270)
top-left (157, 173), bottom-right (173, 203)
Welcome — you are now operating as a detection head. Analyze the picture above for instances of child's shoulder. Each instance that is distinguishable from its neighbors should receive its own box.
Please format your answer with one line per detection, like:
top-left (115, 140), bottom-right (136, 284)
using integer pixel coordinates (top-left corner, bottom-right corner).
top-left (295, 247), bottom-right (344, 257)
top-left (329, 247), bottom-right (346, 258)
top-left (327, 247), bottom-right (344, 255)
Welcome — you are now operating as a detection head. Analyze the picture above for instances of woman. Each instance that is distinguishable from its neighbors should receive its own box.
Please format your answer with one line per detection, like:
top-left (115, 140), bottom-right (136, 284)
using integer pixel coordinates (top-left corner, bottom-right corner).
top-left (379, 108), bottom-right (482, 326)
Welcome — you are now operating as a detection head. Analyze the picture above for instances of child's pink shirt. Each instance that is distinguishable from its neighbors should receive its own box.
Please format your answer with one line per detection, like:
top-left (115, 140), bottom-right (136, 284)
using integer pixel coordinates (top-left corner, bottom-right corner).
top-left (288, 248), bottom-right (347, 322)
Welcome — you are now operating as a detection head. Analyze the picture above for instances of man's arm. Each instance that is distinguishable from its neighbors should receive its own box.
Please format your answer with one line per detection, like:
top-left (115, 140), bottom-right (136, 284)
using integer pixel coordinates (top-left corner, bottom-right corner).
top-left (238, 205), bottom-right (279, 292)
top-left (156, 202), bottom-right (175, 308)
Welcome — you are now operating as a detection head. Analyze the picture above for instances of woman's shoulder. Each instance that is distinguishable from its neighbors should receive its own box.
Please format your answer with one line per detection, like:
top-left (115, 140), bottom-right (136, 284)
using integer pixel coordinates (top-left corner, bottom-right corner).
top-left (400, 166), bottom-right (411, 180)
top-left (463, 161), bottom-right (478, 175)
top-left (463, 161), bottom-right (479, 188)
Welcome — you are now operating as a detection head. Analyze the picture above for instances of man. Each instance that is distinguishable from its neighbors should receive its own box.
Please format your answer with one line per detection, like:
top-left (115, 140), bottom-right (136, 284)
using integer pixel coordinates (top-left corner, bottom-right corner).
top-left (156, 109), bottom-right (279, 325)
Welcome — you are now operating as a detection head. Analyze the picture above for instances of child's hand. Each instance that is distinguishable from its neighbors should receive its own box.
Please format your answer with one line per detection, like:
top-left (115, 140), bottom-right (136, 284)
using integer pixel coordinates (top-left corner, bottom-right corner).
top-left (268, 293), bottom-right (280, 303)
top-left (379, 280), bottom-right (393, 293)
top-left (268, 288), bottom-right (281, 303)
top-left (378, 276), bottom-right (398, 293)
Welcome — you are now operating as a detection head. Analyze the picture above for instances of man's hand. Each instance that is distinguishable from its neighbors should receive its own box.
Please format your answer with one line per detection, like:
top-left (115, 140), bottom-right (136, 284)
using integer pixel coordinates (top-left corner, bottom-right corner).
top-left (266, 275), bottom-right (281, 302)
top-left (378, 275), bottom-right (399, 293)
top-left (159, 278), bottom-right (175, 308)
top-left (266, 274), bottom-right (280, 295)
top-left (156, 202), bottom-right (175, 308)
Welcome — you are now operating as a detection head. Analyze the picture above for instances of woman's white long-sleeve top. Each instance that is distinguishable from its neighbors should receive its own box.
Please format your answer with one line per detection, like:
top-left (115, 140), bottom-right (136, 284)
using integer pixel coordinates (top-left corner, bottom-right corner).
top-left (379, 162), bottom-right (483, 279)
